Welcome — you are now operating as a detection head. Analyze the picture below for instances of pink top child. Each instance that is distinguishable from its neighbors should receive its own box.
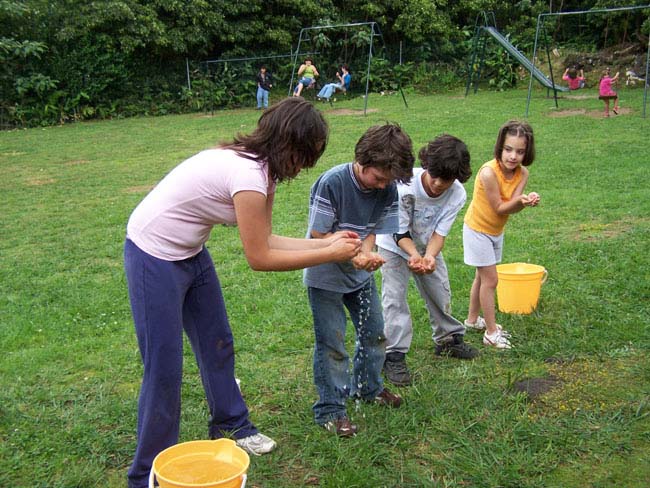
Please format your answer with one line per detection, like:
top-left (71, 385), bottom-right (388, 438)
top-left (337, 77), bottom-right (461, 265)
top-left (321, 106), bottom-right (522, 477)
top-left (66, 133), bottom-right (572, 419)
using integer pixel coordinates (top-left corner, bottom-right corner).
top-left (599, 69), bottom-right (619, 97)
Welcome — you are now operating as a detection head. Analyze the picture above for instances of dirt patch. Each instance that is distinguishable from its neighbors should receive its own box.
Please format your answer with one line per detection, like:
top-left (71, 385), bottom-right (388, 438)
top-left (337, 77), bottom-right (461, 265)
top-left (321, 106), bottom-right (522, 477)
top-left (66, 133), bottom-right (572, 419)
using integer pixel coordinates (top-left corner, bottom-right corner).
top-left (26, 178), bottom-right (56, 186)
top-left (563, 94), bottom-right (592, 100)
top-left (548, 106), bottom-right (633, 118)
top-left (571, 216), bottom-right (648, 242)
top-left (513, 376), bottom-right (561, 400)
top-left (528, 352), bottom-right (645, 418)
top-left (328, 108), bottom-right (379, 116)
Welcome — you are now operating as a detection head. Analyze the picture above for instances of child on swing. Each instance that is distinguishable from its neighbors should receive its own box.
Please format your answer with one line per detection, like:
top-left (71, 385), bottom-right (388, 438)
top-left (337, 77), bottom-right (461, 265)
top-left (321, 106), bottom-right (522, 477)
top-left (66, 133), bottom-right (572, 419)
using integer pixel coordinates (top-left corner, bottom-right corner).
top-left (462, 120), bottom-right (540, 349)
top-left (599, 67), bottom-right (620, 117)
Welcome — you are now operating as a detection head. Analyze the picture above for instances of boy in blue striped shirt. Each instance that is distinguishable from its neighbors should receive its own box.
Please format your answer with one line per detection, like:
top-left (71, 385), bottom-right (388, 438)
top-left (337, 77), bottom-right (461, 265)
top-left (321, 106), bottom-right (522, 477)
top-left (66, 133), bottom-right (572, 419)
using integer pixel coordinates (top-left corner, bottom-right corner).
top-left (304, 124), bottom-right (415, 437)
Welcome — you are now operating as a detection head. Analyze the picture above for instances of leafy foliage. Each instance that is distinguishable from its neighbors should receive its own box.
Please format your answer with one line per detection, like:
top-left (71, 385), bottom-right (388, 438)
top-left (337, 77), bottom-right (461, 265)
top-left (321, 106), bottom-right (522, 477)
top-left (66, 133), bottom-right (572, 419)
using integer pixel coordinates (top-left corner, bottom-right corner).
top-left (2, 0), bottom-right (648, 127)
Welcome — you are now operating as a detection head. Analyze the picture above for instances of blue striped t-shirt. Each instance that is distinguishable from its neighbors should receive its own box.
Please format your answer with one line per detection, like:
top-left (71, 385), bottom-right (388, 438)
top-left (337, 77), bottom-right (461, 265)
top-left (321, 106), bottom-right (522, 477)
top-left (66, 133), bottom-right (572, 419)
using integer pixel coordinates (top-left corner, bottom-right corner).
top-left (303, 163), bottom-right (398, 293)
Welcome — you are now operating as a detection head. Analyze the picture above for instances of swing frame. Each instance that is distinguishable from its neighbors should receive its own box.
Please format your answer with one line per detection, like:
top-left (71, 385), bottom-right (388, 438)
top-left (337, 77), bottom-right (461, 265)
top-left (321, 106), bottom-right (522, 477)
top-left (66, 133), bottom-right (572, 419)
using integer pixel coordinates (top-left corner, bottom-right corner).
top-left (526, 5), bottom-right (650, 118)
top-left (288, 22), bottom-right (384, 116)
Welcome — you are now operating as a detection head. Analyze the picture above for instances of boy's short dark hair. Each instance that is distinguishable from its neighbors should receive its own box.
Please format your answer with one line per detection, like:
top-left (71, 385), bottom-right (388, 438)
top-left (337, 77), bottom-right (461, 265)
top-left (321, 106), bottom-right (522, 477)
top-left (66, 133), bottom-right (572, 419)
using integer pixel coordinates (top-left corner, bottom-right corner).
top-left (419, 134), bottom-right (471, 183)
top-left (354, 124), bottom-right (414, 183)
top-left (494, 120), bottom-right (535, 167)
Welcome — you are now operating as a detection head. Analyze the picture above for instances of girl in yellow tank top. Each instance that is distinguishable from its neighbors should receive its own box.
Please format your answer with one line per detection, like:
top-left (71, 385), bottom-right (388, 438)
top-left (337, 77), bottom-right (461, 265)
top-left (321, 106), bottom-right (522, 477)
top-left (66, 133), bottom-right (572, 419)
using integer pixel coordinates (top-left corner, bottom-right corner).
top-left (462, 120), bottom-right (540, 349)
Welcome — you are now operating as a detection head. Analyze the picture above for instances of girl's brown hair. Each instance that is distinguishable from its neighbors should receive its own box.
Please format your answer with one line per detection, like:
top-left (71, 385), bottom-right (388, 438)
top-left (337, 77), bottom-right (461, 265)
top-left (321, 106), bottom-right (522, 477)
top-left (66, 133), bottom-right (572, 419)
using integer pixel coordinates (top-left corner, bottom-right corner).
top-left (494, 120), bottom-right (535, 167)
top-left (223, 98), bottom-right (328, 182)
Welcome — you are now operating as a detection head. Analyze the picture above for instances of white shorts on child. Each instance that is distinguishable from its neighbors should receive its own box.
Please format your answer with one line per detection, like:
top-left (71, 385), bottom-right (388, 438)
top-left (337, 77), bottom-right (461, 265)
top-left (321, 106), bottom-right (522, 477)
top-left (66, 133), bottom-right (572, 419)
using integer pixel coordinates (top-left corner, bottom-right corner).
top-left (463, 224), bottom-right (504, 267)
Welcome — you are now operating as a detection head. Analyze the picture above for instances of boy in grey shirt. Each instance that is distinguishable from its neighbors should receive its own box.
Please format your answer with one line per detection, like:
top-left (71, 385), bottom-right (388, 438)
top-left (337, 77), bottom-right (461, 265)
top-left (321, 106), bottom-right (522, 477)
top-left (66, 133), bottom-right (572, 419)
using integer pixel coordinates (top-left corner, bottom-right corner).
top-left (304, 124), bottom-right (415, 437)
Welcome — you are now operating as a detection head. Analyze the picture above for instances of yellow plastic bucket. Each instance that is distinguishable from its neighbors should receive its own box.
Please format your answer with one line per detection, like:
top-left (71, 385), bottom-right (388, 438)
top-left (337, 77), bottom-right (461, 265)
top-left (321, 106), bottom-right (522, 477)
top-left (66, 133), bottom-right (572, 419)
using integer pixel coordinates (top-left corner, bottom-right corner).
top-left (150, 438), bottom-right (249, 488)
top-left (496, 263), bottom-right (548, 314)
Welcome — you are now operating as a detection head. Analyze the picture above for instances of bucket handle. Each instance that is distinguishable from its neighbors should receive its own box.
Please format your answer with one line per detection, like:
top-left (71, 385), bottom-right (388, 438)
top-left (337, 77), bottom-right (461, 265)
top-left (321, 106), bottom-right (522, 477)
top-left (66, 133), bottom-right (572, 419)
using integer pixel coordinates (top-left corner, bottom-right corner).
top-left (148, 470), bottom-right (248, 488)
top-left (541, 268), bottom-right (548, 285)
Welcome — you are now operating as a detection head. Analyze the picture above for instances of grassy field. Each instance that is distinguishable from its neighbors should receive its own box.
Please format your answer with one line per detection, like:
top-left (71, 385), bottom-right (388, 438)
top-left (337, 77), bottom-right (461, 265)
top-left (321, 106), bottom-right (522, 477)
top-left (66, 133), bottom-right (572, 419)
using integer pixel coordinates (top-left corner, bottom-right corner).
top-left (1, 87), bottom-right (649, 488)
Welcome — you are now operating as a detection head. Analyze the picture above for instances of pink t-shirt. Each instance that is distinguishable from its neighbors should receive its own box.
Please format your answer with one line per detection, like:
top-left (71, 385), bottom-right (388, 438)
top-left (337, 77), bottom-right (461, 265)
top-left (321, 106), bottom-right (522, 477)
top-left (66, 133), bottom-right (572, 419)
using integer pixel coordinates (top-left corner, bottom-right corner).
top-left (599, 76), bottom-right (616, 97)
top-left (127, 148), bottom-right (275, 261)
top-left (563, 74), bottom-right (584, 90)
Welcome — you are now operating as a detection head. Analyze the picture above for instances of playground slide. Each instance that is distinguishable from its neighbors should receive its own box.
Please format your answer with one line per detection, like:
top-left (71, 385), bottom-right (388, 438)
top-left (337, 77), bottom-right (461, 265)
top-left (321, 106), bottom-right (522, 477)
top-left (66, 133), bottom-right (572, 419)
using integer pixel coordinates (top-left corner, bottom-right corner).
top-left (484, 26), bottom-right (569, 92)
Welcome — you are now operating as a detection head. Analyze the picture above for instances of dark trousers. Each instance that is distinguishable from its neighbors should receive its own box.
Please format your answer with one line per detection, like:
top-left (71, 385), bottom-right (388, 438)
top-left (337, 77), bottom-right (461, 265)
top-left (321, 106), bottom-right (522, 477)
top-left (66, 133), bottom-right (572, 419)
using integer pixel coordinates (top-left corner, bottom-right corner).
top-left (124, 239), bottom-right (256, 488)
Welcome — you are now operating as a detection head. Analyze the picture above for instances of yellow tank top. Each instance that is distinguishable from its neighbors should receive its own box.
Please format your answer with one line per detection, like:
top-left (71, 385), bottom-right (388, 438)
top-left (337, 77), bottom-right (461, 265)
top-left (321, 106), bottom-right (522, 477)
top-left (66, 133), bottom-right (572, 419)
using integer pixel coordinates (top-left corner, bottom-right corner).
top-left (464, 159), bottom-right (522, 236)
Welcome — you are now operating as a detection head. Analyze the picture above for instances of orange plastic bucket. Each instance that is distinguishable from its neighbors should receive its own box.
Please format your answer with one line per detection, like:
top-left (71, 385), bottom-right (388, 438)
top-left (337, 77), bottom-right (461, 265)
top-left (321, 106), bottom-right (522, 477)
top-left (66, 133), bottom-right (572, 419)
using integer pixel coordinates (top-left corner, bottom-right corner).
top-left (496, 263), bottom-right (548, 314)
top-left (149, 438), bottom-right (249, 488)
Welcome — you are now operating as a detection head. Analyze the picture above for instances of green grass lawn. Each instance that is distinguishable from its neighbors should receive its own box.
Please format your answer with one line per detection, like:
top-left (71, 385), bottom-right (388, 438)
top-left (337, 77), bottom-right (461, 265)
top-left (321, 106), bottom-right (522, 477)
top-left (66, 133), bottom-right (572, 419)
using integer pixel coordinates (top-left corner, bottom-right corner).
top-left (1, 87), bottom-right (649, 487)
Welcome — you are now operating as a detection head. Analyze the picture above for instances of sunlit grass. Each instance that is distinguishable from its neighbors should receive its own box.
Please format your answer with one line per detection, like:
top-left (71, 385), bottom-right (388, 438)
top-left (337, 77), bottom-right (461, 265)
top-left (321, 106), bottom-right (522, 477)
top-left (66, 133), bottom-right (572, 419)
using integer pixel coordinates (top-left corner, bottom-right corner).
top-left (1, 87), bottom-right (649, 487)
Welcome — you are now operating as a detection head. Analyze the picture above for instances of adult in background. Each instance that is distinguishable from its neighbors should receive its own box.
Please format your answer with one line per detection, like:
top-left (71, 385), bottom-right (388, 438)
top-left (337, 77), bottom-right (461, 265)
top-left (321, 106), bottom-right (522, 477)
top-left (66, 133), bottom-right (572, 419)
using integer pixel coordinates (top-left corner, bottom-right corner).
top-left (256, 65), bottom-right (273, 109)
top-left (124, 98), bottom-right (361, 488)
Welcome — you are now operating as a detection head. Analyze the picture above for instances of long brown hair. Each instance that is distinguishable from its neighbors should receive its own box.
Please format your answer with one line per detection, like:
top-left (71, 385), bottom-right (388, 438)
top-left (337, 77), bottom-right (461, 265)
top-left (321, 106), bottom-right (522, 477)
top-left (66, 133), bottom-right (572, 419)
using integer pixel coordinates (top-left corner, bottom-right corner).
top-left (223, 98), bottom-right (329, 182)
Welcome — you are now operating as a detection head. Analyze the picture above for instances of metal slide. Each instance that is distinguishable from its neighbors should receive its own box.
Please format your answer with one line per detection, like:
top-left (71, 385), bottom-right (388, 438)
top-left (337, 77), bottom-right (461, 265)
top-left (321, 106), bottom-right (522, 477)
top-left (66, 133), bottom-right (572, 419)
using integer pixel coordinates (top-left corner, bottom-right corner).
top-left (484, 26), bottom-right (569, 92)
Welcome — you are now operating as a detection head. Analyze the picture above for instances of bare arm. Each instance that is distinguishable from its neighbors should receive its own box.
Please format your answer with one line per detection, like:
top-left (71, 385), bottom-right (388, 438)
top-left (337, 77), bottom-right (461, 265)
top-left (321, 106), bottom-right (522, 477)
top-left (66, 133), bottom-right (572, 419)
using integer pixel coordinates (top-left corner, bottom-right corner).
top-left (233, 191), bottom-right (360, 271)
top-left (481, 166), bottom-right (531, 215)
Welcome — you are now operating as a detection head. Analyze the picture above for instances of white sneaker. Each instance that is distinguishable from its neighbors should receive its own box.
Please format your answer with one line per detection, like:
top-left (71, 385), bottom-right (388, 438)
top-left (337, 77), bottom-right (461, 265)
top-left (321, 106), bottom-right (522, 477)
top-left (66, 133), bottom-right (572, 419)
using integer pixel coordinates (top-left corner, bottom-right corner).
top-left (464, 317), bottom-right (486, 330)
top-left (236, 432), bottom-right (277, 456)
top-left (483, 329), bottom-right (512, 349)
top-left (465, 317), bottom-right (510, 336)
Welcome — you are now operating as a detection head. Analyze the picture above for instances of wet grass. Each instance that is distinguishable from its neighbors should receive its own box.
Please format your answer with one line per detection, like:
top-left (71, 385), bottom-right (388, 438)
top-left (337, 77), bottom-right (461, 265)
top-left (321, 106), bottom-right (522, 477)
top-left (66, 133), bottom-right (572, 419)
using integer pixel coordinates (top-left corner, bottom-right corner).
top-left (1, 87), bottom-right (649, 487)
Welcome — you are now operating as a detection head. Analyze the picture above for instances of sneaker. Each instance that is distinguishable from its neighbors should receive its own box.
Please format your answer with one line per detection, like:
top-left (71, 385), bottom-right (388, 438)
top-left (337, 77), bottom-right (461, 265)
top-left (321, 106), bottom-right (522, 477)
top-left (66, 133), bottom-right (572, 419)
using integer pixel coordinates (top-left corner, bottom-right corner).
top-left (373, 388), bottom-right (403, 408)
top-left (464, 317), bottom-right (486, 330)
top-left (383, 355), bottom-right (412, 386)
top-left (465, 317), bottom-right (509, 336)
top-left (322, 416), bottom-right (358, 437)
top-left (435, 334), bottom-right (479, 359)
top-left (483, 329), bottom-right (512, 349)
top-left (236, 432), bottom-right (277, 456)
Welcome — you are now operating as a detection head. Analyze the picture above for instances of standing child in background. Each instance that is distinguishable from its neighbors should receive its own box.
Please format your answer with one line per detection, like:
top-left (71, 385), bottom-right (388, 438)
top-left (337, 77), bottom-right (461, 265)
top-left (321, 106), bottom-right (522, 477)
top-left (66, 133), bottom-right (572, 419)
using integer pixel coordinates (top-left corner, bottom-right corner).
top-left (256, 65), bottom-right (273, 109)
top-left (124, 98), bottom-right (362, 488)
top-left (599, 68), bottom-right (620, 117)
top-left (378, 135), bottom-right (478, 387)
top-left (562, 66), bottom-right (585, 90)
top-left (462, 120), bottom-right (540, 349)
top-left (304, 124), bottom-right (415, 437)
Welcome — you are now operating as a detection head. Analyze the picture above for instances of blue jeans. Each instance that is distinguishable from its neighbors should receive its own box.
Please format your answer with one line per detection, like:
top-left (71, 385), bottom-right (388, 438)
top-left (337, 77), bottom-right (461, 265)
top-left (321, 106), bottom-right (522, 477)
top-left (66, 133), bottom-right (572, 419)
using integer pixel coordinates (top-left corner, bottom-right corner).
top-left (308, 279), bottom-right (387, 424)
top-left (317, 82), bottom-right (342, 100)
top-left (256, 86), bottom-right (269, 108)
top-left (124, 239), bottom-right (256, 488)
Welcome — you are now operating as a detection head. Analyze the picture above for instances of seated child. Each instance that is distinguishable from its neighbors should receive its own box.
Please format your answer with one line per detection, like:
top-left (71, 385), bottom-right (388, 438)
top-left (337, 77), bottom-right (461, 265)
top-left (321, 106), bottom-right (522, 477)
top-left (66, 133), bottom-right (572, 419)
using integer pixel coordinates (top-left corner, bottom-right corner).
top-left (377, 134), bottom-right (478, 387)
top-left (317, 64), bottom-right (351, 101)
top-left (293, 57), bottom-right (319, 97)
top-left (304, 123), bottom-right (415, 437)
top-left (562, 67), bottom-right (585, 90)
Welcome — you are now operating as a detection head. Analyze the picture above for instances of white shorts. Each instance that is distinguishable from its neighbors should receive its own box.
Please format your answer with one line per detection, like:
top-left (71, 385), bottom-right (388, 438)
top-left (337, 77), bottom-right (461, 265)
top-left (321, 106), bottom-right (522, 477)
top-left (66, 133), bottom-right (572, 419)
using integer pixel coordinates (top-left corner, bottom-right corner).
top-left (463, 224), bottom-right (504, 267)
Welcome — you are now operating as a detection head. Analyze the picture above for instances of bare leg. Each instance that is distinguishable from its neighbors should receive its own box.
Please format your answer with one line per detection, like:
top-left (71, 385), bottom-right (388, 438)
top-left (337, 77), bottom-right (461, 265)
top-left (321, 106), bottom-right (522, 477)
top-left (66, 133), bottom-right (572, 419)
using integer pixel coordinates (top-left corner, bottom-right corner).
top-left (467, 269), bottom-right (482, 324)
top-left (603, 98), bottom-right (610, 117)
top-left (476, 265), bottom-right (499, 335)
top-left (294, 83), bottom-right (303, 97)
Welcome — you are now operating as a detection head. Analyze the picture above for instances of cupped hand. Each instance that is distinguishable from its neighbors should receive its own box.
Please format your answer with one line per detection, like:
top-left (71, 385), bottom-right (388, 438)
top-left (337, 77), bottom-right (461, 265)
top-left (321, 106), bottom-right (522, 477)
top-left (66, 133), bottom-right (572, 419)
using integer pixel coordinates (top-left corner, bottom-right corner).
top-left (330, 237), bottom-right (362, 262)
top-left (352, 252), bottom-right (385, 271)
top-left (522, 192), bottom-right (540, 207)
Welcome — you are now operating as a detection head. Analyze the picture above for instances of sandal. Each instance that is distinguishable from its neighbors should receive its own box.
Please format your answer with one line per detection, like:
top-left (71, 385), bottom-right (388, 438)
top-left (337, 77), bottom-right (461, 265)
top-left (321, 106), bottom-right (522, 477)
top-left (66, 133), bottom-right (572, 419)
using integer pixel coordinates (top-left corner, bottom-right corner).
top-left (613, 108), bottom-right (619, 115)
